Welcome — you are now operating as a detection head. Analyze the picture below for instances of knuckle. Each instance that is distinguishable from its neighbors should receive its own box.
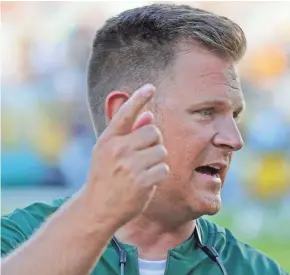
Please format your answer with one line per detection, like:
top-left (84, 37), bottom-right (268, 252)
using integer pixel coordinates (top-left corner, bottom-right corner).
top-left (154, 164), bottom-right (170, 184)
top-left (98, 129), bottom-right (111, 144)
top-left (160, 163), bottom-right (170, 174)
top-left (114, 159), bottom-right (135, 177)
top-left (114, 160), bottom-right (132, 180)
top-left (94, 134), bottom-right (107, 149)
top-left (157, 145), bottom-right (168, 158)
top-left (120, 160), bottom-right (132, 172)
top-left (134, 172), bottom-right (147, 186)
top-left (148, 124), bottom-right (162, 140)
top-left (111, 142), bottom-right (130, 159)
top-left (121, 113), bottom-right (132, 127)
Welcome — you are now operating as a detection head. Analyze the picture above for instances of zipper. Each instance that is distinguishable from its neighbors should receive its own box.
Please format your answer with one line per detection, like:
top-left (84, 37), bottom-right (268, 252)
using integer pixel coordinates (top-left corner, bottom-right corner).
top-left (163, 249), bottom-right (172, 275)
top-left (134, 248), bottom-right (141, 275)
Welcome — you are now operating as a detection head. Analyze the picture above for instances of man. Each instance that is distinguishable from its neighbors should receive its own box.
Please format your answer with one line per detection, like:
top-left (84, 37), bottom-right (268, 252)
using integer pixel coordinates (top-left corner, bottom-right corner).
top-left (1, 4), bottom-right (287, 275)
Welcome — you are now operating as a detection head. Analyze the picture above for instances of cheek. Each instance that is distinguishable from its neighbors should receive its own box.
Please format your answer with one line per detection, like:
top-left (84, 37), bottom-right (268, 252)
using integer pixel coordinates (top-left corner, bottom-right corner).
top-left (220, 152), bottom-right (233, 182)
top-left (160, 116), bottom-right (212, 171)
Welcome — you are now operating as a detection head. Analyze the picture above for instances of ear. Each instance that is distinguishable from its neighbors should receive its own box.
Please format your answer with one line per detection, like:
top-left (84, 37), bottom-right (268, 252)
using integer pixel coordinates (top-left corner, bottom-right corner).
top-left (105, 91), bottom-right (130, 122)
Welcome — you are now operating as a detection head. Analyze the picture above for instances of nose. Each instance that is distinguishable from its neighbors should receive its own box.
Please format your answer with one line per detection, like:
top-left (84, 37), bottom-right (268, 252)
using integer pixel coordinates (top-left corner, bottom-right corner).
top-left (213, 118), bottom-right (244, 151)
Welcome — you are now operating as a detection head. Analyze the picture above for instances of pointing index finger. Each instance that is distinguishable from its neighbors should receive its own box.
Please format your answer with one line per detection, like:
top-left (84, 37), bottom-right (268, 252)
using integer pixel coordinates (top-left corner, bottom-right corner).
top-left (107, 84), bottom-right (155, 136)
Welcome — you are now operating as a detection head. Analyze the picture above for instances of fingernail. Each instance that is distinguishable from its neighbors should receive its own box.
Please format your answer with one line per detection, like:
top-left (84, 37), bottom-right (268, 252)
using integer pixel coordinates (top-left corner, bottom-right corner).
top-left (140, 84), bottom-right (155, 97)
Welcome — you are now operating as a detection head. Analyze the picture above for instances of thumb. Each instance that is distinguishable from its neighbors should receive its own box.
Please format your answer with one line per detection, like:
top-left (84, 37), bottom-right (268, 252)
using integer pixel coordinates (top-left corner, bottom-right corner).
top-left (132, 111), bottom-right (154, 131)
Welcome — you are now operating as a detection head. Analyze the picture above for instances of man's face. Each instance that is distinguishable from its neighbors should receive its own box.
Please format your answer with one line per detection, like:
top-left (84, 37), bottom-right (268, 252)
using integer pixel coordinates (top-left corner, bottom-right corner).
top-left (151, 48), bottom-right (245, 219)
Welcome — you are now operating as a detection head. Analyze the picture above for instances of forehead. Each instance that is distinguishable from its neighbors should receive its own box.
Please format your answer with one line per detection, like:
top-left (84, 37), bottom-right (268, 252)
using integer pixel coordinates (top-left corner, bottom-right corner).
top-left (164, 47), bottom-right (245, 108)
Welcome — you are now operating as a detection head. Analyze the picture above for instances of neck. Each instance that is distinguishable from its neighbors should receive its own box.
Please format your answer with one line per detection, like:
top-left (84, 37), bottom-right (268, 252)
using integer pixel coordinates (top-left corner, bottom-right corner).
top-left (115, 214), bottom-right (196, 260)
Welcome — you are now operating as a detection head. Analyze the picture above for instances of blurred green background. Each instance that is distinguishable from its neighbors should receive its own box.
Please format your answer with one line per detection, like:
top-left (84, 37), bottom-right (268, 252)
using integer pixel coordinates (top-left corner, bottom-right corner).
top-left (1, 1), bottom-right (290, 272)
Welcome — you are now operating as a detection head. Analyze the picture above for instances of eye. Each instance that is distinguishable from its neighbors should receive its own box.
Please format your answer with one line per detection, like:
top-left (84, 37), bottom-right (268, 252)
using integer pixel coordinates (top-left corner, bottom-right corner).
top-left (197, 108), bottom-right (214, 117)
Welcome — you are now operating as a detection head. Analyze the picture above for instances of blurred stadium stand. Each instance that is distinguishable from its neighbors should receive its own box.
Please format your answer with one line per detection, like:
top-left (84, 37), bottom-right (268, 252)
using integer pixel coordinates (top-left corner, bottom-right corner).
top-left (1, 1), bottom-right (290, 270)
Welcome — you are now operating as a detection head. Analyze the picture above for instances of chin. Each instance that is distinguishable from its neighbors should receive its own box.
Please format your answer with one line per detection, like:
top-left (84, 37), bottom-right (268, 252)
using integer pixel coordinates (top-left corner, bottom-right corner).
top-left (198, 195), bottom-right (222, 216)
top-left (206, 207), bottom-right (221, 216)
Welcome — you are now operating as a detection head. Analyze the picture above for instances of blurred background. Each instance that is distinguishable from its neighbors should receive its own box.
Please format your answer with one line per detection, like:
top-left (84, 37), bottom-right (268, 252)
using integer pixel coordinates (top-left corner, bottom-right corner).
top-left (1, 1), bottom-right (290, 271)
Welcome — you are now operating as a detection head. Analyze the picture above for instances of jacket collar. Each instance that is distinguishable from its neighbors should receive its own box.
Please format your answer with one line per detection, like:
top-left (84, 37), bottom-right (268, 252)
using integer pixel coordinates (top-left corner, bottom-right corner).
top-left (110, 218), bottom-right (207, 255)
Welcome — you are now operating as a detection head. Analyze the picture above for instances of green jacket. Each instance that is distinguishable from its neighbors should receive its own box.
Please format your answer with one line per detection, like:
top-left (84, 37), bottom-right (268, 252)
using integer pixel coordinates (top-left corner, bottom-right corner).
top-left (1, 198), bottom-right (288, 275)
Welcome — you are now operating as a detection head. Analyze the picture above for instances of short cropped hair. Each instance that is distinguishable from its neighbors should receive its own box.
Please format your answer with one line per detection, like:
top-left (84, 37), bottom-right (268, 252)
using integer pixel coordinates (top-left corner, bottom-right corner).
top-left (87, 4), bottom-right (247, 135)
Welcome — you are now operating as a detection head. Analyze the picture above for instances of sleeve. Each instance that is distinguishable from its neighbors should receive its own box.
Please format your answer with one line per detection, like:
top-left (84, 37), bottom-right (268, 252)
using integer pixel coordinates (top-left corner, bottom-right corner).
top-left (1, 215), bottom-right (29, 257)
top-left (1, 198), bottom-right (68, 257)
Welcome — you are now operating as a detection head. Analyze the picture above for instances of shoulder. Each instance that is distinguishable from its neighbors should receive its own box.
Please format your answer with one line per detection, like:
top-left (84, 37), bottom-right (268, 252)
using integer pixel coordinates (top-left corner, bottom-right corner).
top-left (1, 197), bottom-right (67, 257)
top-left (198, 218), bottom-right (288, 275)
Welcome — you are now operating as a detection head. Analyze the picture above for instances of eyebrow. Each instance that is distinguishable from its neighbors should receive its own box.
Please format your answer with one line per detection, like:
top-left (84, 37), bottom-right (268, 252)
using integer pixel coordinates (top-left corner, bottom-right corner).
top-left (188, 98), bottom-right (246, 114)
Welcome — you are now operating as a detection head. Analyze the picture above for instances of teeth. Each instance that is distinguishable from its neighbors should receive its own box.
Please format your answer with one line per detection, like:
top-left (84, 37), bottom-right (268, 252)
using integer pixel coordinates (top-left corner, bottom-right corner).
top-left (208, 165), bottom-right (220, 170)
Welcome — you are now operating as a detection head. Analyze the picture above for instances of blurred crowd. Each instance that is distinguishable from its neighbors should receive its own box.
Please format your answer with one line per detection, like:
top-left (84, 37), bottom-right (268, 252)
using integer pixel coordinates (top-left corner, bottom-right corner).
top-left (1, 2), bottom-right (290, 207)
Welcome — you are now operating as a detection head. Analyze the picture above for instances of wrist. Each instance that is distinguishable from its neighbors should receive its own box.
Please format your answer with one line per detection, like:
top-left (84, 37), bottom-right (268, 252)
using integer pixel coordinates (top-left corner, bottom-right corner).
top-left (73, 186), bottom-right (120, 236)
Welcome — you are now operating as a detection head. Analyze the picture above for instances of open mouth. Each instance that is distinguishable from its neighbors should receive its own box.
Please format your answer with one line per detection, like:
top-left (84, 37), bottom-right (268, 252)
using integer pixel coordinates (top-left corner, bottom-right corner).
top-left (195, 166), bottom-right (220, 177)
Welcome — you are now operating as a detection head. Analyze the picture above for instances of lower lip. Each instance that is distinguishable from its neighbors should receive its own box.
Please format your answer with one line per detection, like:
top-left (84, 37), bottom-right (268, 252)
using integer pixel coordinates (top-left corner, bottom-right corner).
top-left (195, 171), bottom-right (222, 185)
